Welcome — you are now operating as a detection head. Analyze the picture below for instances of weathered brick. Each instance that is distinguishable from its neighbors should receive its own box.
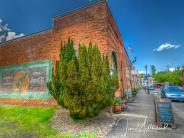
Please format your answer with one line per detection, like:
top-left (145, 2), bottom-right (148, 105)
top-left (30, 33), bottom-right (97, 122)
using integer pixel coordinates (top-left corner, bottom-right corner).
top-left (0, 1), bottom-right (133, 105)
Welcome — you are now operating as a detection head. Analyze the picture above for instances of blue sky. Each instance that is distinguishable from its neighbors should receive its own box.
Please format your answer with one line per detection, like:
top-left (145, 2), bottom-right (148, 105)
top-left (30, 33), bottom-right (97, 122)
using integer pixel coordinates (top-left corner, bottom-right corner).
top-left (0, 0), bottom-right (184, 72)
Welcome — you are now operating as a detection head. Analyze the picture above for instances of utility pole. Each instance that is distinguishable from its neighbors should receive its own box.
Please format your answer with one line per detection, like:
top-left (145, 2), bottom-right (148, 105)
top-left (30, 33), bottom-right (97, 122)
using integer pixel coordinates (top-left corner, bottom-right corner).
top-left (182, 66), bottom-right (184, 90)
top-left (166, 65), bottom-right (170, 71)
top-left (144, 65), bottom-right (149, 93)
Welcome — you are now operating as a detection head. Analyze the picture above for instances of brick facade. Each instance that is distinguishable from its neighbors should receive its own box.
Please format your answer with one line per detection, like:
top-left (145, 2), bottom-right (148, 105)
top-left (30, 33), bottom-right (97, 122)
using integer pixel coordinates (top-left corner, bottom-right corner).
top-left (0, 1), bottom-right (132, 105)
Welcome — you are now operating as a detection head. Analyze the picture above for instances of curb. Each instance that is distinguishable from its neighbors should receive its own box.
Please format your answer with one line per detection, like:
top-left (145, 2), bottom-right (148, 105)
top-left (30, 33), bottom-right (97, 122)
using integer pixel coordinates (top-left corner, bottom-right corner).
top-left (113, 113), bottom-right (147, 119)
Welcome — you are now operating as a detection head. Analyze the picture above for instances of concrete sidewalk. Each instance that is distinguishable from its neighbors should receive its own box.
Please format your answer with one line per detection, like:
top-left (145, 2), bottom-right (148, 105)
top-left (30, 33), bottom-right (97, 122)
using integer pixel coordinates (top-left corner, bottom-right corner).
top-left (105, 90), bottom-right (184, 138)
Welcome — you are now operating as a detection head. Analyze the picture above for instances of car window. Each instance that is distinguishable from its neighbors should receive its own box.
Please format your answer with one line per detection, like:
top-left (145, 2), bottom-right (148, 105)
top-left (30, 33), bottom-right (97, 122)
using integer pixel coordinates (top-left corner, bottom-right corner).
top-left (165, 86), bottom-right (183, 92)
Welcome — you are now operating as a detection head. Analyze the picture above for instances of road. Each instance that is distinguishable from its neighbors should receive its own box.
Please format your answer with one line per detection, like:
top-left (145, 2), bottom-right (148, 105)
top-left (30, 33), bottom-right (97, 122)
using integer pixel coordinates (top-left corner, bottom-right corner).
top-left (150, 88), bottom-right (184, 136)
top-left (172, 101), bottom-right (184, 120)
top-left (149, 89), bottom-right (184, 120)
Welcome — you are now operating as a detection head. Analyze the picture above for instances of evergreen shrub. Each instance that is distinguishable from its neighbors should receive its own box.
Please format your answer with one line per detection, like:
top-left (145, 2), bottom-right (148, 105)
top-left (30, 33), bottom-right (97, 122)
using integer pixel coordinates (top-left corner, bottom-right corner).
top-left (47, 38), bottom-right (118, 119)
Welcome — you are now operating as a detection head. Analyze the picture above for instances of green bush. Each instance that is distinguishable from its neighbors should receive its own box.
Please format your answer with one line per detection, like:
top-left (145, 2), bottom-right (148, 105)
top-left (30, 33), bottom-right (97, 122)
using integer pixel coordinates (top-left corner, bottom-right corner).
top-left (48, 39), bottom-right (118, 120)
top-left (47, 61), bottom-right (64, 106)
top-left (113, 98), bottom-right (123, 104)
top-left (111, 71), bottom-right (119, 90)
top-left (132, 87), bottom-right (139, 96)
top-left (122, 93), bottom-right (127, 99)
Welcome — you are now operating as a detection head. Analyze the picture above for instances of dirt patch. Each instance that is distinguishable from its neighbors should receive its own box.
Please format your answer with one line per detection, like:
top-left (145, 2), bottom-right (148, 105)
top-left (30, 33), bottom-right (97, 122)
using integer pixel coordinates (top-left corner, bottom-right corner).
top-left (51, 108), bottom-right (116, 137)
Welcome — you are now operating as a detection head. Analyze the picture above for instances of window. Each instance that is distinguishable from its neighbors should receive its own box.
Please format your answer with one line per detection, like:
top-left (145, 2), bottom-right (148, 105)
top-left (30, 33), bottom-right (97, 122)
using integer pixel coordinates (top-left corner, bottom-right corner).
top-left (111, 51), bottom-right (118, 72)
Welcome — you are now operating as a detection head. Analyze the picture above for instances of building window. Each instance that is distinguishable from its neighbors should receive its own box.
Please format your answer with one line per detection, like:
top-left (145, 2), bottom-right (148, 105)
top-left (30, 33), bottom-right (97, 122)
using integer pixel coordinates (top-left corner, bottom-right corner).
top-left (111, 51), bottom-right (118, 72)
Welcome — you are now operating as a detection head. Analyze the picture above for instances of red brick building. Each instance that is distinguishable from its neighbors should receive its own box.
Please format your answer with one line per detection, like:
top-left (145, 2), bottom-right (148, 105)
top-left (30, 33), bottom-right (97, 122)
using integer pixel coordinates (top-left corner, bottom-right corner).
top-left (0, 1), bottom-right (133, 105)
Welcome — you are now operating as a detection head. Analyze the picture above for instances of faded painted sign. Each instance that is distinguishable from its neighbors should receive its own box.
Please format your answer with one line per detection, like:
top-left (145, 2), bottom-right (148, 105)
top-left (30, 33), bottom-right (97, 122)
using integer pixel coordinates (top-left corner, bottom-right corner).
top-left (0, 60), bottom-right (52, 100)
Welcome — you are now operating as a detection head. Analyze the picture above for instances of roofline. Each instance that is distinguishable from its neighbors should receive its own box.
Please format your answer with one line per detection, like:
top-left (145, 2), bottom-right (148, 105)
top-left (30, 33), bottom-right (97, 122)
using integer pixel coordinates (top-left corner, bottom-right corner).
top-left (53, 0), bottom-right (106, 20)
top-left (105, 1), bottom-right (132, 64)
top-left (0, 0), bottom-right (131, 65)
top-left (0, 0), bottom-right (106, 46)
top-left (0, 28), bottom-right (52, 46)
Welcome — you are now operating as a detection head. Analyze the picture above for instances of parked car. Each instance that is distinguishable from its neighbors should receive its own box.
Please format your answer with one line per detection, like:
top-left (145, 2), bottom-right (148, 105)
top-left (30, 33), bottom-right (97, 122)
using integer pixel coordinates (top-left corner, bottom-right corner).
top-left (150, 88), bottom-right (161, 95)
top-left (148, 85), bottom-right (155, 91)
top-left (161, 86), bottom-right (184, 101)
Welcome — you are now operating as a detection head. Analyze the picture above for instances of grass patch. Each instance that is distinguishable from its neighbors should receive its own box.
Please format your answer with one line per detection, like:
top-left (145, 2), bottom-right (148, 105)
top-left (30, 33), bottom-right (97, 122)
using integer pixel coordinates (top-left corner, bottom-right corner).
top-left (0, 105), bottom-right (96, 138)
top-left (58, 131), bottom-right (96, 138)
top-left (0, 105), bottom-right (57, 137)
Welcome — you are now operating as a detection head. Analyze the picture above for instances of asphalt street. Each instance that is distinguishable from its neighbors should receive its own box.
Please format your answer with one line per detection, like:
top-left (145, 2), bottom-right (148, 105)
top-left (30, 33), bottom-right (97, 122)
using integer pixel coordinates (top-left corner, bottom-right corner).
top-left (150, 88), bottom-right (184, 121)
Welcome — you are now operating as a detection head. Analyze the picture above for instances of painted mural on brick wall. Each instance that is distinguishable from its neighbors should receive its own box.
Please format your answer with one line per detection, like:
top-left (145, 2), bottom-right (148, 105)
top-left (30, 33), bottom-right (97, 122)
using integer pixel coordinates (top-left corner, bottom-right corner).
top-left (0, 60), bottom-right (52, 100)
top-left (2, 67), bottom-right (47, 92)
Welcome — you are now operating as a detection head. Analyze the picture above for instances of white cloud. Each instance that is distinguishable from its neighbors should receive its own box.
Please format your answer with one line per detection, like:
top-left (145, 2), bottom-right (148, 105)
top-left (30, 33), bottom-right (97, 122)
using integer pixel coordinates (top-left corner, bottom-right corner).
top-left (138, 71), bottom-right (145, 74)
top-left (6, 32), bottom-right (24, 41)
top-left (153, 43), bottom-right (180, 52)
top-left (169, 67), bottom-right (175, 72)
top-left (0, 18), bottom-right (24, 43)
top-left (128, 46), bottom-right (134, 52)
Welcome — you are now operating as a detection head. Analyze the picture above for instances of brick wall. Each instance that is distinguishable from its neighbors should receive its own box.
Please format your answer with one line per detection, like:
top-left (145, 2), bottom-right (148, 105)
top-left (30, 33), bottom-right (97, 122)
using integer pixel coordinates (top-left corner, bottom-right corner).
top-left (0, 1), bottom-right (131, 104)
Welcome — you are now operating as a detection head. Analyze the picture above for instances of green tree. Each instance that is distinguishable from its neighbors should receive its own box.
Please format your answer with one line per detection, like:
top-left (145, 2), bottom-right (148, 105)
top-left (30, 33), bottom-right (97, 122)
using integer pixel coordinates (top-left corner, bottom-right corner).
top-left (150, 65), bottom-right (156, 77)
top-left (48, 39), bottom-right (118, 120)
top-left (138, 73), bottom-right (145, 78)
top-left (47, 61), bottom-right (63, 106)
top-left (154, 70), bottom-right (182, 85)
top-left (47, 38), bottom-right (77, 107)
top-left (100, 55), bottom-right (114, 105)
